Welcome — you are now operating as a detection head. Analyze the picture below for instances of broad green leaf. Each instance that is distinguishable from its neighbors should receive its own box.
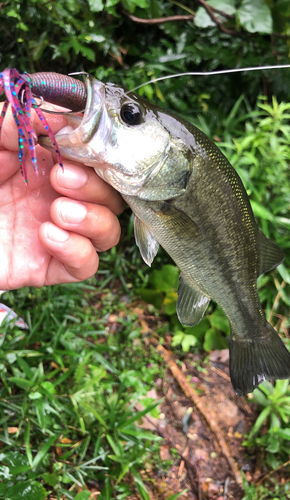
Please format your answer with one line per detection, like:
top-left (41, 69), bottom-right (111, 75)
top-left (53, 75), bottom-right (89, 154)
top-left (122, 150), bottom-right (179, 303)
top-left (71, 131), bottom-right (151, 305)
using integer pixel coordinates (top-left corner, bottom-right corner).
top-left (0, 451), bottom-right (29, 469)
top-left (16, 355), bottom-right (34, 379)
top-left (203, 328), bottom-right (228, 352)
top-left (74, 492), bottom-right (91, 500)
top-left (181, 334), bottom-right (197, 352)
top-left (273, 379), bottom-right (289, 397)
top-left (106, 0), bottom-right (120, 5)
top-left (6, 9), bottom-right (19, 18)
top-left (41, 381), bottom-right (56, 394)
top-left (87, 0), bottom-right (104, 11)
top-left (270, 412), bottom-right (280, 430)
top-left (42, 472), bottom-right (58, 487)
top-left (149, 265), bottom-right (179, 293)
top-left (195, 0), bottom-right (235, 28)
top-left (237, 0), bottom-right (272, 33)
top-left (137, 288), bottom-right (163, 309)
top-left (163, 291), bottom-right (178, 315)
top-left (266, 436), bottom-right (280, 453)
top-left (0, 465), bottom-right (12, 480)
top-left (130, 0), bottom-right (148, 6)
top-left (209, 308), bottom-right (230, 335)
top-left (184, 317), bottom-right (211, 341)
top-left (250, 200), bottom-right (274, 221)
top-left (8, 377), bottom-right (34, 389)
top-left (277, 264), bottom-right (290, 285)
top-left (29, 391), bottom-right (43, 400)
top-left (5, 481), bottom-right (48, 500)
top-left (249, 405), bottom-right (271, 437)
top-left (277, 428), bottom-right (290, 440)
top-left (172, 332), bottom-right (184, 347)
top-left (194, 7), bottom-right (215, 28)
top-left (252, 388), bottom-right (269, 407)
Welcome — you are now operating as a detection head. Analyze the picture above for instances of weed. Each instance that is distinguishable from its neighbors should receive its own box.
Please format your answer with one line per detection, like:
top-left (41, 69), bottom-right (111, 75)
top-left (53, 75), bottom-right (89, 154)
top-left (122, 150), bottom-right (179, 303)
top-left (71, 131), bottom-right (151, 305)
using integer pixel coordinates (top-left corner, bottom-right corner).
top-left (241, 473), bottom-right (290, 500)
top-left (0, 283), bottom-right (164, 499)
top-left (243, 380), bottom-right (290, 469)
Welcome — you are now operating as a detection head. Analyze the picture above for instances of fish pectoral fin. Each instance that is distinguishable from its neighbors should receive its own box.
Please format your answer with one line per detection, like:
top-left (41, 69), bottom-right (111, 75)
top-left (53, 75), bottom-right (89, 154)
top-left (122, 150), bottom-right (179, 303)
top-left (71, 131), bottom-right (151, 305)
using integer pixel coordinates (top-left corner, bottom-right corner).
top-left (134, 215), bottom-right (160, 266)
top-left (229, 322), bottom-right (290, 396)
top-left (177, 274), bottom-right (210, 326)
top-left (259, 230), bottom-right (285, 275)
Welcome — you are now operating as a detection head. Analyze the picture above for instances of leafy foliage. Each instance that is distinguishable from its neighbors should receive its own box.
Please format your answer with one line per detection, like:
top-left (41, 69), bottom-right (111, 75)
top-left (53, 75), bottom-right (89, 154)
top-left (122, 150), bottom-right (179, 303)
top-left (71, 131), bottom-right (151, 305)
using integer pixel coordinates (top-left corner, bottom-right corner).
top-left (1, 0), bottom-right (290, 120)
top-left (243, 380), bottom-right (290, 469)
top-left (241, 473), bottom-right (290, 500)
top-left (0, 283), bottom-right (163, 499)
top-left (1, 0), bottom-right (290, 496)
top-left (219, 96), bottom-right (290, 322)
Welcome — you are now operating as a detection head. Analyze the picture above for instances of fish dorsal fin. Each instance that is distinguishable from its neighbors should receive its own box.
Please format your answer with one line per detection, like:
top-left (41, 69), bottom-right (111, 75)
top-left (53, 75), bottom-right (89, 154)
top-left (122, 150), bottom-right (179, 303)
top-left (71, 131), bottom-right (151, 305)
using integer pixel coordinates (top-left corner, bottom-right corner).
top-left (177, 274), bottom-right (211, 326)
top-left (259, 231), bottom-right (285, 275)
top-left (134, 215), bottom-right (160, 266)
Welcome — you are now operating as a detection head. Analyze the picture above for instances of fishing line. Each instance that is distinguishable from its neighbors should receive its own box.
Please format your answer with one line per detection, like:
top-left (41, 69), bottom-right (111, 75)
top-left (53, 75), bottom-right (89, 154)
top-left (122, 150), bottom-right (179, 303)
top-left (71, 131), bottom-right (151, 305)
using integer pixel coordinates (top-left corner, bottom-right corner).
top-left (130, 64), bottom-right (290, 92)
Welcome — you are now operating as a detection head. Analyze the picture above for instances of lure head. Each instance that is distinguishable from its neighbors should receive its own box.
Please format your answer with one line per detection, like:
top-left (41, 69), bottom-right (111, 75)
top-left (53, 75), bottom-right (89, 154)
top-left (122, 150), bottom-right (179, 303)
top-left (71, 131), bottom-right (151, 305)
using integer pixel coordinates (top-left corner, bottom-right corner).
top-left (40, 76), bottom-right (192, 200)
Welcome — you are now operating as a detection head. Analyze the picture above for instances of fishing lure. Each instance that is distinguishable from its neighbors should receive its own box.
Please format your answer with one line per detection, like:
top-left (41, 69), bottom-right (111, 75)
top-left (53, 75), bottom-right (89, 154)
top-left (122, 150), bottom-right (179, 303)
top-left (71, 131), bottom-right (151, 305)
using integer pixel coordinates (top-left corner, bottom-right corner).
top-left (0, 68), bottom-right (86, 182)
top-left (0, 65), bottom-right (290, 181)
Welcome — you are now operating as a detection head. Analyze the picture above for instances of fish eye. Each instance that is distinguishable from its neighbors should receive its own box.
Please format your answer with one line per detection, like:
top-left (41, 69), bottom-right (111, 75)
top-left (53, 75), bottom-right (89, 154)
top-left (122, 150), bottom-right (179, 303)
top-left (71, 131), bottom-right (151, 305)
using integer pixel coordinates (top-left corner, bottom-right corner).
top-left (120, 102), bottom-right (143, 126)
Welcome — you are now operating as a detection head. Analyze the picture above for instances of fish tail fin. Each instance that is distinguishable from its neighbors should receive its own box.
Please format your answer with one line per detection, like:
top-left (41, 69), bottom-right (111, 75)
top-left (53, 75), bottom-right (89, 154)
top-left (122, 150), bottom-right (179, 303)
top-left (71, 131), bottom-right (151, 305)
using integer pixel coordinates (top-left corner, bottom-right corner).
top-left (229, 322), bottom-right (290, 396)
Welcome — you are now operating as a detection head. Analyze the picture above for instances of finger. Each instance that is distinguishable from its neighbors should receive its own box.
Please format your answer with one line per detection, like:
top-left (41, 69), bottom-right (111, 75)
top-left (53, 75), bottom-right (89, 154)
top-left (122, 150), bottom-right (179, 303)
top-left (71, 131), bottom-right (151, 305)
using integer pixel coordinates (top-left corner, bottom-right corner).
top-left (50, 197), bottom-right (121, 252)
top-left (0, 150), bottom-right (20, 184)
top-left (38, 222), bottom-right (99, 284)
top-left (50, 162), bottom-right (126, 215)
top-left (0, 145), bottom-right (55, 187)
top-left (0, 103), bottom-right (69, 151)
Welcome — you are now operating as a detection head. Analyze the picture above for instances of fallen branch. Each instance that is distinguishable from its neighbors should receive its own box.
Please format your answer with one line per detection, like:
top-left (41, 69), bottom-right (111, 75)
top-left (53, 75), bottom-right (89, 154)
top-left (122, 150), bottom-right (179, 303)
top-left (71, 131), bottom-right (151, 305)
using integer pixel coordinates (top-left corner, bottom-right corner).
top-left (126, 13), bottom-right (194, 24)
top-left (152, 339), bottom-right (243, 485)
top-left (256, 458), bottom-right (290, 486)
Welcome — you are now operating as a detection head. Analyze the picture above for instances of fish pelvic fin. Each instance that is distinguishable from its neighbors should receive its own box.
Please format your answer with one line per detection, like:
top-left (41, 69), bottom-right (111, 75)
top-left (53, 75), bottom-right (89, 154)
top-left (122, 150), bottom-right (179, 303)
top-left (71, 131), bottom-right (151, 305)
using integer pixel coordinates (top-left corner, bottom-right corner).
top-left (229, 322), bottom-right (290, 397)
top-left (134, 215), bottom-right (159, 266)
top-left (177, 274), bottom-right (210, 326)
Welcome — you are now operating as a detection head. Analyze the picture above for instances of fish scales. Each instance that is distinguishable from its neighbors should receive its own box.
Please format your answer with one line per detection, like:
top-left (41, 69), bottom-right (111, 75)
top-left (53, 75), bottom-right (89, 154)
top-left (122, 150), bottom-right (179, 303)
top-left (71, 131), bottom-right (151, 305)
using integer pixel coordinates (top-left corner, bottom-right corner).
top-left (39, 76), bottom-right (290, 396)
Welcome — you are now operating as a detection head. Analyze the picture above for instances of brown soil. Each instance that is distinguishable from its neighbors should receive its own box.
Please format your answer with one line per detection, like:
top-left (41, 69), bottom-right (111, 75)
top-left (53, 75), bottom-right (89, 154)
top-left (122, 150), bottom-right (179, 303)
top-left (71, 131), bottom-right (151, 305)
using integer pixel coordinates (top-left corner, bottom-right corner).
top-left (135, 347), bottom-right (257, 500)
top-left (105, 299), bottom-right (260, 500)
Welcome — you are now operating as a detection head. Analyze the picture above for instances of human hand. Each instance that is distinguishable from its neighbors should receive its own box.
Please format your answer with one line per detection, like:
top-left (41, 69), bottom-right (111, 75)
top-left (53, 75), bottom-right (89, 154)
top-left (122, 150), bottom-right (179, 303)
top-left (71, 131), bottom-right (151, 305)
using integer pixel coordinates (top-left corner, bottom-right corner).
top-left (0, 104), bottom-right (126, 289)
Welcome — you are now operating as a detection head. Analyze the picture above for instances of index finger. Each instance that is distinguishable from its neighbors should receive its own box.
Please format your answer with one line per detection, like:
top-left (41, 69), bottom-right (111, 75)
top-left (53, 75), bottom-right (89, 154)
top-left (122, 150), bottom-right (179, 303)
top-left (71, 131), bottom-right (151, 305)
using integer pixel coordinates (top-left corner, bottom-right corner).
top-left (0, 102), bottom-right (69, 151)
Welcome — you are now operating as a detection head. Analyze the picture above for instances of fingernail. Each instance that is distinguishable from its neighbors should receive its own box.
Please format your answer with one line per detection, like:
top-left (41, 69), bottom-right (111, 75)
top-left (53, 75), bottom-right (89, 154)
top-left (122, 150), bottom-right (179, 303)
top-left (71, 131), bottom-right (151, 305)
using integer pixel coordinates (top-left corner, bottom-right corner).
top-left (46, 223), bottom-right (70, 242)
top-left (60, 200), bottom-right (87, 223)
top-left (57, 164), bottom-right (88, 189)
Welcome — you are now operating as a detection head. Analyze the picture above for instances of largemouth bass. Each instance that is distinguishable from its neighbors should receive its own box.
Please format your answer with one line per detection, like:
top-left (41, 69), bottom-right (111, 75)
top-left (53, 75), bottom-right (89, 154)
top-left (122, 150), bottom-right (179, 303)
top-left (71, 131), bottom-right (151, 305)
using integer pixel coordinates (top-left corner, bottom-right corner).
top-left (40, 76), bottom-right (290, 396)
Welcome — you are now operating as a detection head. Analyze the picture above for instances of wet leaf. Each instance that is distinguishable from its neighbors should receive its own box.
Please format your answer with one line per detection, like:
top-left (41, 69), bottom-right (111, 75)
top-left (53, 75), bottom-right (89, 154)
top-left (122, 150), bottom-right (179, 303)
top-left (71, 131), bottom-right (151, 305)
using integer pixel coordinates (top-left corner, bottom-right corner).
top-left (5, 481), bottom-right (48, 500)
top-left (237, 0), bottom-right (272, 33)
top-left (203, 328), bottom-right (228, 352)
top-left (74, 492), bottom-right (91, 500)
top-left (209, 308), bottom-right (230, 335)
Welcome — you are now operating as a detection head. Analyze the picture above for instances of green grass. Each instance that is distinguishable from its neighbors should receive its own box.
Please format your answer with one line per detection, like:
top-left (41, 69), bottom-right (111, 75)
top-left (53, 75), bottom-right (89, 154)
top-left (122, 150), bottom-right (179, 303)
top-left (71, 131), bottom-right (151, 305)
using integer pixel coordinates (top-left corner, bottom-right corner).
top-left (0, 279), bottom-right (164, 500)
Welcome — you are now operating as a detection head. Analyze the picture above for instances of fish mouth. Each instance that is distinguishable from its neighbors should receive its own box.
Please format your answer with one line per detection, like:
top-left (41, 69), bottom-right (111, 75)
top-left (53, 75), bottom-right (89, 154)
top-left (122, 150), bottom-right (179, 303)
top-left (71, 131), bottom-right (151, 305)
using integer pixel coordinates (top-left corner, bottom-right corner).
top-left (39, 77), bottom-right (107, 165)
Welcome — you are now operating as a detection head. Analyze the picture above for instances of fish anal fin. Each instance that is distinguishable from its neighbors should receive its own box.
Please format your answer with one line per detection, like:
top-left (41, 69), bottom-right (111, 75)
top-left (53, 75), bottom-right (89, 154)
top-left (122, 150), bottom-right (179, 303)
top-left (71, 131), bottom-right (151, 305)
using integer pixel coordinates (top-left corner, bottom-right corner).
top-left (177, 274), bottom-right (210, 326)
top-left (230, 322), bottom-right (290, 396)
top-left (259, 230), bottom-right (285, 275)
top-left (134, 215), bottom-right (160, 266)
